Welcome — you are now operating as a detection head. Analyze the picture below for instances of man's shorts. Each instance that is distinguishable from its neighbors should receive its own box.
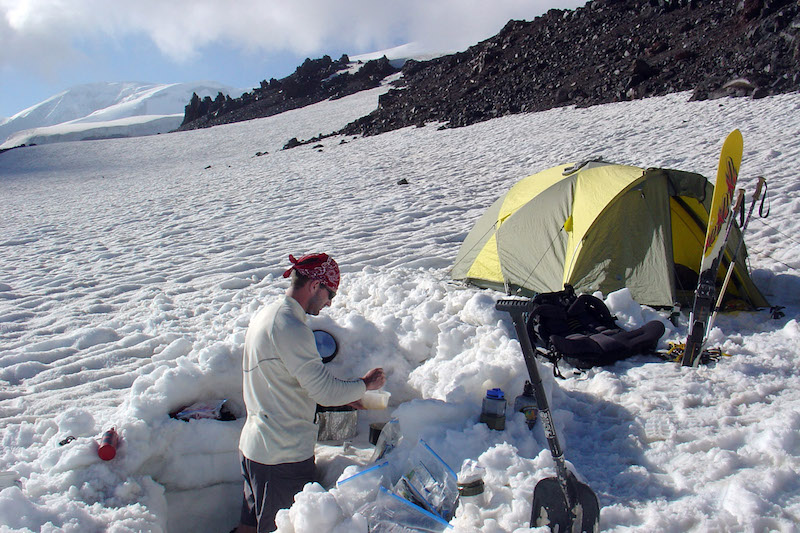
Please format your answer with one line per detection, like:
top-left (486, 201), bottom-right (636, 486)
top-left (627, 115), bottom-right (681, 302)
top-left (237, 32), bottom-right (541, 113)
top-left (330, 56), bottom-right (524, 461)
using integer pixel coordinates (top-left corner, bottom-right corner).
top-left (239, 453), bottom-right (316, 532)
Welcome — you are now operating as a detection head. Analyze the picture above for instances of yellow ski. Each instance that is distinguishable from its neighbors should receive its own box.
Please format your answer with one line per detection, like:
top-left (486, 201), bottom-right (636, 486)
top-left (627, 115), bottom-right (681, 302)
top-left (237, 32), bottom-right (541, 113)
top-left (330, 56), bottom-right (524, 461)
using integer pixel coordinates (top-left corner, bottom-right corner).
top-left (681, 130), bottom-right (742, 367)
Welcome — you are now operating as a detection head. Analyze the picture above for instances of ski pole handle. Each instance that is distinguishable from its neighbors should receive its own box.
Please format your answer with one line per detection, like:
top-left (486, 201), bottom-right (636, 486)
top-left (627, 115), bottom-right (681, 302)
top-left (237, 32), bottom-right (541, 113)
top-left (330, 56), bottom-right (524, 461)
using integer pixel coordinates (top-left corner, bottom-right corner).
top-left (752, 176), bottom-right (766, 205)
top-left (731, 188), bottom-right (745, 221)
top-left (751, 176), bottom-right (768, 220)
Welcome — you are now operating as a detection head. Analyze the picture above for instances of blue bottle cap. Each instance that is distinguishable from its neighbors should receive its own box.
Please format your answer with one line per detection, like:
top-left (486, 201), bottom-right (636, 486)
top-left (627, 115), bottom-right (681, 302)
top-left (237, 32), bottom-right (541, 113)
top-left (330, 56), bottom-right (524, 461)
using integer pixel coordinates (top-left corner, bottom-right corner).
top-left (486, 388), bottom-right (505, 400)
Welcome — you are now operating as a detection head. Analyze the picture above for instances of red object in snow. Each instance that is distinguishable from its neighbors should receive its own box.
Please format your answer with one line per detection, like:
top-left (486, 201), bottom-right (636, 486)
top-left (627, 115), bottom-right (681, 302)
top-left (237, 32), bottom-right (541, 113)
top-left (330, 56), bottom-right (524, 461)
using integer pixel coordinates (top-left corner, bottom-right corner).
top-left (98, 428), bottom-right (119, 461)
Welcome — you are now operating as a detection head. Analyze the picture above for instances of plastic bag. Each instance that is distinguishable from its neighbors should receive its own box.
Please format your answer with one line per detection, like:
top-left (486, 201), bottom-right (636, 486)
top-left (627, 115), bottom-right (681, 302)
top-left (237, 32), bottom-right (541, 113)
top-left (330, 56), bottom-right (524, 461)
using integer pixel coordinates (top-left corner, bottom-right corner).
top-left (171, 399), bottom-right (233, 421)
top-left (358, 486), bottom-right (453, 532)
top-left (370, 418), bottom-right (401, 462)
top-left (335, 461), bottom-right (391, 515)
top-left (394, 440), bottom-right (459, 521)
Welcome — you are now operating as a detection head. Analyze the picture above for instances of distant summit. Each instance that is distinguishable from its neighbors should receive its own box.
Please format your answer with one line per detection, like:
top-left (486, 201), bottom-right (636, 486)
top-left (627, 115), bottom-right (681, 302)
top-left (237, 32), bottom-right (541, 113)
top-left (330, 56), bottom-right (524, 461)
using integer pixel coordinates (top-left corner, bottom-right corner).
top-left (0, 81), bottom-right (243, 149)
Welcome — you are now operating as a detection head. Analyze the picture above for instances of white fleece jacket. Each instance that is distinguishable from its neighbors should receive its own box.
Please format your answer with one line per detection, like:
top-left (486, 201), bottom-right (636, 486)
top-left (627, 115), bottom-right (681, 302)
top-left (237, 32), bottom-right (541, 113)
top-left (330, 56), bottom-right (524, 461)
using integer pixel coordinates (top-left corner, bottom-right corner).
top-left (238, 295), bottom-right (366, 465)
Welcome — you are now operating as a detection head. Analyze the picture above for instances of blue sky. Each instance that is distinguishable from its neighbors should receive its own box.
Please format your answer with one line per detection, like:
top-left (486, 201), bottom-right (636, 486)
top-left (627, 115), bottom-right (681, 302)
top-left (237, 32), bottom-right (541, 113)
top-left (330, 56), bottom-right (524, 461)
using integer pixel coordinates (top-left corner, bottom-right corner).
top-left (0, 1), bottom-right (585, 119)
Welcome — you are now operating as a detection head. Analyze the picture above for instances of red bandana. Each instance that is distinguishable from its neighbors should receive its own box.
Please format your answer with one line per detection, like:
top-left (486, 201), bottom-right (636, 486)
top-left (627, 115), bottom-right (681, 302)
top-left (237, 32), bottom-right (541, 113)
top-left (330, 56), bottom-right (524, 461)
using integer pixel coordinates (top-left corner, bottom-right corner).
top-left (282, 253), bottom-right (340, 292)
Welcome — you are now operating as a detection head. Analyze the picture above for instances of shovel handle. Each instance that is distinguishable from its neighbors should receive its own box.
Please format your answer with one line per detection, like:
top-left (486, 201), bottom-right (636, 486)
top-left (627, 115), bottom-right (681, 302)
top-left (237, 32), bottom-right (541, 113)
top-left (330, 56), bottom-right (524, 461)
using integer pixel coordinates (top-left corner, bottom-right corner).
top-left (497, 300), bottom-right (573, 501)
top-left (495, 298), bottom-right (535, 314)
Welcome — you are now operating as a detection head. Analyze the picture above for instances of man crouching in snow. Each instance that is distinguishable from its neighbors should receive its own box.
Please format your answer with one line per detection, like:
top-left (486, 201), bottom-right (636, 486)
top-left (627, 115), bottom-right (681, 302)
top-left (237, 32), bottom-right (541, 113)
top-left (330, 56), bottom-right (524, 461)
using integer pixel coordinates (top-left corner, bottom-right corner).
top-left (235, 253), bottom-right (386, 533)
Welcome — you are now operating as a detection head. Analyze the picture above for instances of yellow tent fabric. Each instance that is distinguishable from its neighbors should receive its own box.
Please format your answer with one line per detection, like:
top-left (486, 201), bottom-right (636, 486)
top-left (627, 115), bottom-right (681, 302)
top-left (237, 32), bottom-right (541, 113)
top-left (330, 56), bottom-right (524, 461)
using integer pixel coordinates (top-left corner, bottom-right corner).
top-left (451, 161), bottom-right (768, 309)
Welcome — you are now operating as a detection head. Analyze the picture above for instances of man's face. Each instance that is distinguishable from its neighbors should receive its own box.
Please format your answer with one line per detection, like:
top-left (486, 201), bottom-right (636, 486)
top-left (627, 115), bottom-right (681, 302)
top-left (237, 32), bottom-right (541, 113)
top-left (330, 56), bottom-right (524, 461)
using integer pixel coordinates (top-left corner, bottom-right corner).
top-left (308, 282), bottom-right (335, 315)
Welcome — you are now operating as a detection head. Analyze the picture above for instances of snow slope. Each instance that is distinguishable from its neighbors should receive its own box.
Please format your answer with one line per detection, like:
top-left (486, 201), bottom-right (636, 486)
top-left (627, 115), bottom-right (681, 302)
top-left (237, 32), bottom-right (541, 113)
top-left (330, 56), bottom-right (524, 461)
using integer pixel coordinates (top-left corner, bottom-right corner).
top-left (0, 83), bottom-right (799, 533)
top-left (0, 81), bottom-right (244, 149)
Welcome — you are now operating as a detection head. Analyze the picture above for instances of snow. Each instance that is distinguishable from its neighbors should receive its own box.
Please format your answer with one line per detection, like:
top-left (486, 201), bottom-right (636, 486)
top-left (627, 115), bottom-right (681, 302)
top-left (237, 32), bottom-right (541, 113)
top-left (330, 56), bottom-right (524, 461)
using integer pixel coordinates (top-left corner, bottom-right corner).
top-left (1, 81), bottom-right (799, 533)
top-left (0, 81), bottom-right (245, 149)
top-left (351, 42), bottom-right (456, 68)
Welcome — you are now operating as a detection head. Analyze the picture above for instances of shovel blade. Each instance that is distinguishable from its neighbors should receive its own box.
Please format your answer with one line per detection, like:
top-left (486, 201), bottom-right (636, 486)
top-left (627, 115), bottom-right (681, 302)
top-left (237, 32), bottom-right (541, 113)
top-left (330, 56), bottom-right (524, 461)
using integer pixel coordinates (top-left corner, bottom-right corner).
top-left (532, 476), bottom-right (600, 533)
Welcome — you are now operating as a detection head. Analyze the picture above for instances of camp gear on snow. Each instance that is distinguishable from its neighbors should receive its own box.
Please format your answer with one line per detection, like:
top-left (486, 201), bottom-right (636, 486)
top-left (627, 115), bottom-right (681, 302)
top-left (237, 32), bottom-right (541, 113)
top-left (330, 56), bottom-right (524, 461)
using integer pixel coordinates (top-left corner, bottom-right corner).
top-left (669, 302), bottom-right (681, 326)
top-left (360, 486), bottom-right (454, 532)
top-left (339, 437), bottom-right (461, 530)
top-left (684, 188), bottom-right (745, 366)
top-left (451, 161), bottom-right (768, 310)
top-left (369, 422), bottom-right (386, 445)
top-left (283, 253), bottom-right (340, 292)
top-left (457, 477), bottom-right (485, 503)
top-left (525, 285), bottom-right (665, 371)
top-left (394, 440), bottom-right (460, 522)
top-left (352, 440), bottom-right (457, 531)
top-left (97, 428), bottom-right (119, 461)
top-left (315, 405), bottom-right (358, 441)
top-left (479, 388), bottom-right (507, 430)
top-left (706, 177), bottom-right (768, 348)
top-left (496, 297), bottom-right (600, 533)
top-left (513, 381), bottom-right (538, 429)
top-left (362, 389), bottom-right (391, 409)
top-left (771, 306), bottom-right (786, 319)
top-left (336, 461), bottom-right (392, 515)
top-left (663, 342), bottom-right (730, 365)
top-left (683, 130), bottom-right (743, 367)
top-left (170, 399), bottom-right (235, 421)
top-left (370, 418), bottom-right (401, 462)
top-left (456, 459), bottom-right (486, 509)
top-left (313, 329), bottom-right (338, 363)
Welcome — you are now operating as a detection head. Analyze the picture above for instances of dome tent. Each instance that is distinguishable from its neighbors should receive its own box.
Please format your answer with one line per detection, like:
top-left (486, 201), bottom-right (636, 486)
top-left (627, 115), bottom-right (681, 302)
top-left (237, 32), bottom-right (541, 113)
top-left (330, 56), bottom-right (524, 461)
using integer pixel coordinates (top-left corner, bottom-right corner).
top-left (451, 161), bottom-right (768, 309)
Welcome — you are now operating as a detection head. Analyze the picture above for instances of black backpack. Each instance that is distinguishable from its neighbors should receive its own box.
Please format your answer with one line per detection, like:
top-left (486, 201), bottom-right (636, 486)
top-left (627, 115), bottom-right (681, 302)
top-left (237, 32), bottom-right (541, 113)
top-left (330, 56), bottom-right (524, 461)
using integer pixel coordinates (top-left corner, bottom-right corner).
top-left (525, 285), bottom-right (665, 372)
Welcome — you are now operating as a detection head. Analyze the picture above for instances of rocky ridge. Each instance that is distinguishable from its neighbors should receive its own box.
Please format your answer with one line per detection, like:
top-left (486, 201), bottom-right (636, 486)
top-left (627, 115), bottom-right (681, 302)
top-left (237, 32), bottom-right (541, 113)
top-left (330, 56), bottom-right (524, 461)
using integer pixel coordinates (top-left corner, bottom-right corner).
top-left (178, 0), bottom-right (800, 140)
top-left (177, 55), bottom-right (398, 131)
top-left (339, 0), bottom-right (800, 137)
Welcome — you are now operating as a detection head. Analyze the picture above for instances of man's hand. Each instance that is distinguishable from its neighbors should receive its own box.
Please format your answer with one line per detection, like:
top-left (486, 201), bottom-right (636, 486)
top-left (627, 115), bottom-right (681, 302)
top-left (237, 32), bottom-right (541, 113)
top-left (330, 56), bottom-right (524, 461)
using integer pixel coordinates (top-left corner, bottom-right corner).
top-left (362, 368), bottom-right (386, 390)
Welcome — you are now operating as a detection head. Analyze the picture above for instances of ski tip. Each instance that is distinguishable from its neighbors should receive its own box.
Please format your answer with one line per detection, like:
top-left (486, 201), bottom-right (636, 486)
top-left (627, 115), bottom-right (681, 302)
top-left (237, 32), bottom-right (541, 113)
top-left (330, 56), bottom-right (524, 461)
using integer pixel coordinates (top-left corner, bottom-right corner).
top-left (726, 129), bottom-right (743, 144)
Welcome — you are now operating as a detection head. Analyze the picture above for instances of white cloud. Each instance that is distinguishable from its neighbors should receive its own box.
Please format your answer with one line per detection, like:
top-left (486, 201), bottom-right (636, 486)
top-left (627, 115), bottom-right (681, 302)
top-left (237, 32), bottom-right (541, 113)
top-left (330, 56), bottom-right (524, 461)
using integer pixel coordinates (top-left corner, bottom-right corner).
top-left (1, 0), bottom-right (584, 73)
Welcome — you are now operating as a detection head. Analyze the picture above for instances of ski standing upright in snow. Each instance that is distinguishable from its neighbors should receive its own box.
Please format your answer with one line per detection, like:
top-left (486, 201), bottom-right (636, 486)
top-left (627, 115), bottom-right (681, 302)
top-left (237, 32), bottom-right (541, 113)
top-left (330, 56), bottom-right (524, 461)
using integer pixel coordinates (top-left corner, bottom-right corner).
top-left (702, 176), bottom-right (768, 346)
top-left (681, 129), bottom-right (743, 367)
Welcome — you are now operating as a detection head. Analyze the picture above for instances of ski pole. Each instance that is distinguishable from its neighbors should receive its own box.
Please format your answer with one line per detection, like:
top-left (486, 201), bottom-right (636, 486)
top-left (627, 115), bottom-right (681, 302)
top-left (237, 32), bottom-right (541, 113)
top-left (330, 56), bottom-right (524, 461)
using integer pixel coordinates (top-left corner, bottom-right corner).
top-left (703, 177), bottom-right (767, 339)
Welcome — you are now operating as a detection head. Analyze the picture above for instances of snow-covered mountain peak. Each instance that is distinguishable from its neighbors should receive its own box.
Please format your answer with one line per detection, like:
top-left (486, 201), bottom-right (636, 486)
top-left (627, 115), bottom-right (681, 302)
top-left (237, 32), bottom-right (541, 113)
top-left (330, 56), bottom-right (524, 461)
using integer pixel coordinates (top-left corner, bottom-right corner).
top-left (0, 81), bottom-right (244, 149)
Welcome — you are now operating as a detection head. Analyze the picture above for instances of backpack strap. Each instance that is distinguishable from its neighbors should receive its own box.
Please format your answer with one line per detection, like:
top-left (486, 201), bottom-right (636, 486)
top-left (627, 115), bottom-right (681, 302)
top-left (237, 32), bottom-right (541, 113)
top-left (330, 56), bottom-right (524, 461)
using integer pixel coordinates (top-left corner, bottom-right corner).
top-left (566, 294), bottom-right (619, 334)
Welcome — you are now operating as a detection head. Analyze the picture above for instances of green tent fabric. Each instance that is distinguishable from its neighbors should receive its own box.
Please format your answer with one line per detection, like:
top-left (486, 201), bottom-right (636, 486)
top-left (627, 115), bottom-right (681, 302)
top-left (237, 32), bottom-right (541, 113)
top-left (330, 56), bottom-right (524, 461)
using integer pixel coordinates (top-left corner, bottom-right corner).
top-left (451, 161), bottom-right (769, 309)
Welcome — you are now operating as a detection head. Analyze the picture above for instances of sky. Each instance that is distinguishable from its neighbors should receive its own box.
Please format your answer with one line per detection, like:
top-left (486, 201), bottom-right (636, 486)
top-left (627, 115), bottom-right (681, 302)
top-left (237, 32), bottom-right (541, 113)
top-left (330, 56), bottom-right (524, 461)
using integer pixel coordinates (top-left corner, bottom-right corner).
top-left (0, 0), bottom-right (587, 119)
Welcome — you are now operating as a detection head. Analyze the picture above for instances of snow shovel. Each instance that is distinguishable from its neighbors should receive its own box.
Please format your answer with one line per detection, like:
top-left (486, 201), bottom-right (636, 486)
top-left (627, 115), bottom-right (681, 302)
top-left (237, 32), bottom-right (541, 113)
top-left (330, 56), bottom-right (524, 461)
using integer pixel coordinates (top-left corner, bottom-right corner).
top-left (496, 298), bottom-right (600, 533)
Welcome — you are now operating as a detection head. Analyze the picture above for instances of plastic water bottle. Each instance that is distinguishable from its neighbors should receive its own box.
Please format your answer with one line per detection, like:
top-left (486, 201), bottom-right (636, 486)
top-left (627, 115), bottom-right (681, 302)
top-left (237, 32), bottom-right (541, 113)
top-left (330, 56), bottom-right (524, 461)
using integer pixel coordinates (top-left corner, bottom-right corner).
top-left (97, 428), bottom-right (119, 461)
top-left (479, 388), bottom-right (506, 430)
top-left (456, 459), bottom-right (486, 515)
top-left (513, 381), bottom-right (538, 430)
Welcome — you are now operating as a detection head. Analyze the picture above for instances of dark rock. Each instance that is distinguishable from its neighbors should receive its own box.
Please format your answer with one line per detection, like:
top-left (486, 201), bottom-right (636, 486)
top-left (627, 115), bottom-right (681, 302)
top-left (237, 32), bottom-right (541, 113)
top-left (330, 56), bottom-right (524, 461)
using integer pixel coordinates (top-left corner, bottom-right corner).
top-left (178, 55), bottom-right (400, 131)
top-left (179, 0), bottom-right (799, 139)
top-left (335, 0), bottom-right (799, 138)
top-left (283, 138), bottom-right (302, 150)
